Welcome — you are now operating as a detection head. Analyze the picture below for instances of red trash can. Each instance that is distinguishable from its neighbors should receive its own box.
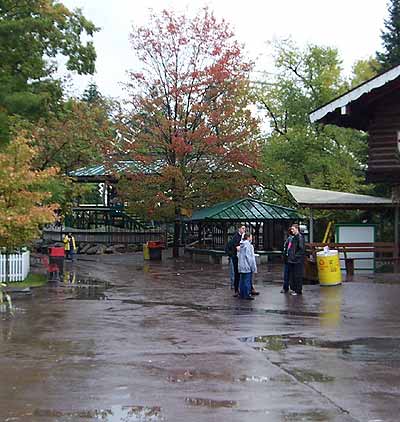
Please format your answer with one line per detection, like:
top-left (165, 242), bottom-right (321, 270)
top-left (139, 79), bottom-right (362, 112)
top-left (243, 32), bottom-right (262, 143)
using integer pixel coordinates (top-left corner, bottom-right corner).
top-left (48, 246), bottom-right (65, 281)
top-left (49, 247), bottom-right (65, 257)
top-left (147, 241), bottom-right (164, 261)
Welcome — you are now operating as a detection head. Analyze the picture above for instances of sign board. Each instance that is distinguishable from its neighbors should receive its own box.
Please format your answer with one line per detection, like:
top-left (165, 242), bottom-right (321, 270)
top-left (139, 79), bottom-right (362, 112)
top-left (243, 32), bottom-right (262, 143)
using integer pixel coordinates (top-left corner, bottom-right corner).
top-left (335, 224), bottom-right (376, 272)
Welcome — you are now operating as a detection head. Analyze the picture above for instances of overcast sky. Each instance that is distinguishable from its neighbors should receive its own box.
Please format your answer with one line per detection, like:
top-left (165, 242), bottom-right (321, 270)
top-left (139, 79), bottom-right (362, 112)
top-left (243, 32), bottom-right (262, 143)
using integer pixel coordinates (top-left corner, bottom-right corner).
top-left (62, 0), bottom-right (388, 99)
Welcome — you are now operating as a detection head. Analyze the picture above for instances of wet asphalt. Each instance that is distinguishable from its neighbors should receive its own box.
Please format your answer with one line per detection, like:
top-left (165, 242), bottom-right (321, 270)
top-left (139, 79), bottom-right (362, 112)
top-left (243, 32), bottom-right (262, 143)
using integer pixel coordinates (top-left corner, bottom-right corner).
top-left (1, 253), bottom-right (400, 421)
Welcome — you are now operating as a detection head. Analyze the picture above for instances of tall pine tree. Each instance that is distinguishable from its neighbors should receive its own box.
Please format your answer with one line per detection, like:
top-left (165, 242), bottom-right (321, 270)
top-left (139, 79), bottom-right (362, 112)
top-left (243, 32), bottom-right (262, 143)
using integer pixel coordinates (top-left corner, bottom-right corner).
top-left (377, 0), bottom-right (400, 70)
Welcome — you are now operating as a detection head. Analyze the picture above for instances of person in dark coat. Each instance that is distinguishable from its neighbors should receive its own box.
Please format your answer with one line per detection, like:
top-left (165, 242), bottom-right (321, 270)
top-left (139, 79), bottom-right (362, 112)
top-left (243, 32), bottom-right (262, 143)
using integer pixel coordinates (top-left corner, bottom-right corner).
top-left (281, 227), bottom-right (294, 293)
top-left (287, 224), bottom-right (305, 295)
top-left (225, 225), bottom-right (246, 297)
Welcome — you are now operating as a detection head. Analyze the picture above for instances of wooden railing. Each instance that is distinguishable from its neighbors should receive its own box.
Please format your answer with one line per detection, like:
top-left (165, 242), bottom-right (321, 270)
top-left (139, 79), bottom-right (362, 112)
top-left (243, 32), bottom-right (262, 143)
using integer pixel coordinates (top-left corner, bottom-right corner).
top-left (306, 242), bottom-right (398, 274)
top-left (43, 227), bottom-right (166, 245)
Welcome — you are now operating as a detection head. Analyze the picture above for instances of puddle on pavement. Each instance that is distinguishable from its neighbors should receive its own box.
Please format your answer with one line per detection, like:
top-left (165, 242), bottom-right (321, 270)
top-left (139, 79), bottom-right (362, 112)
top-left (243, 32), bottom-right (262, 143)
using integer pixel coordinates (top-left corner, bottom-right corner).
top-left (185, 397), bottom-right (237, 408)
top-left (142, 364), bottom-right (234, 383)
top-left (241, 334), bottom-right (400, 363)
top-left (237, 375), bottom-right (269, 383)
top-left (33, 405), bottom-right (164, 421)
top-left (289, 369), bottom-right (335, 383)
top-left (283, 409), bottom-right (338, 421)
top-left (60, 276), bottom-right (112, 301)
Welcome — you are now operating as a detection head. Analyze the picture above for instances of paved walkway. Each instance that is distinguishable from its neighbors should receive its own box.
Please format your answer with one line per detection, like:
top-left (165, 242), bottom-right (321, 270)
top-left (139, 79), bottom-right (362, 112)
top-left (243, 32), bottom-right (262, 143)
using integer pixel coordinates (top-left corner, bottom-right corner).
top-left (1, 253), bottom-right (400, 421)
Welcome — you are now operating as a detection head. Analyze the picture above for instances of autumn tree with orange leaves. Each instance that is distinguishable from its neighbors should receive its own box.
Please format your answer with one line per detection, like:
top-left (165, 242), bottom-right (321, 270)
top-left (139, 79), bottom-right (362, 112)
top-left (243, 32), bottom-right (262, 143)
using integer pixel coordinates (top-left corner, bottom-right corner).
top-left (0, 135), bottom-right (57, 254)
top-left (117, 9), bottom-right (260, 256)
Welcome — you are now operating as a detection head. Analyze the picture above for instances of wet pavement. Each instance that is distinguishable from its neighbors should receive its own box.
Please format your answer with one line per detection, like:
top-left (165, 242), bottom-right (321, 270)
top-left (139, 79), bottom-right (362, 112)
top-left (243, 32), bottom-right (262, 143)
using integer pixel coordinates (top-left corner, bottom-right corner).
top-left (1, 253), bottom-right (400, 421)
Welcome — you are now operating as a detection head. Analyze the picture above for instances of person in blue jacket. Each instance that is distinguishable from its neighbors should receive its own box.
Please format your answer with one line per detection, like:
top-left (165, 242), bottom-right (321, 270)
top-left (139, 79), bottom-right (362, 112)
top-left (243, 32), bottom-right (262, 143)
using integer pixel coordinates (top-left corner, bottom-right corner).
top-left (238, 233), bottom-right (257, 300)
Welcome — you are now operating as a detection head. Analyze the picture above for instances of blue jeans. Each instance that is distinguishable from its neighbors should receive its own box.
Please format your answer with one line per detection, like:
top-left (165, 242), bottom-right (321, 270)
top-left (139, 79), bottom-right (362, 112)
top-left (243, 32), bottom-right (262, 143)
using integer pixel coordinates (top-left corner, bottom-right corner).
top-left (283, 263), bottom-right (289, 291)
top-left (239, 272), bottom-right (252, 298)
top-left (66, 249), bottom-right (75, 262)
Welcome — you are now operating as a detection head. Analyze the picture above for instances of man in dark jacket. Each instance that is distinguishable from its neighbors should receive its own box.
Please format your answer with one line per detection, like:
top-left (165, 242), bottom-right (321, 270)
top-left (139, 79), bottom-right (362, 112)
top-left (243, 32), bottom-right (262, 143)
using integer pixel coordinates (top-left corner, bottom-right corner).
top-left (287, 224), bottom-right (305, 295)
top-left (225, 225), bottom-right (246, 297)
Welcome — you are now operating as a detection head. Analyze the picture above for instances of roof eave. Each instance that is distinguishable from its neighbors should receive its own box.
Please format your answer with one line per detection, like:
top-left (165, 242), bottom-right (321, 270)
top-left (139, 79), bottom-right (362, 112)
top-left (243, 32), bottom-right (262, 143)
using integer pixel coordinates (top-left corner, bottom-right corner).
top-left (309, 64), bottom-right (400, 124)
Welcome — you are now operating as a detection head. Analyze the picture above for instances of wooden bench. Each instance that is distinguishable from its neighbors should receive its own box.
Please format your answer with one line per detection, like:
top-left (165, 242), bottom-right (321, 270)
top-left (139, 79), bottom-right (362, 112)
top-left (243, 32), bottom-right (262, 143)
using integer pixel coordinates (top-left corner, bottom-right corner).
top-left (184, 247), bottom-right (226, 264)
top-left (184, 247), bottom-right (284, 266)
top-left (306, 242), bottom-right (398, 276)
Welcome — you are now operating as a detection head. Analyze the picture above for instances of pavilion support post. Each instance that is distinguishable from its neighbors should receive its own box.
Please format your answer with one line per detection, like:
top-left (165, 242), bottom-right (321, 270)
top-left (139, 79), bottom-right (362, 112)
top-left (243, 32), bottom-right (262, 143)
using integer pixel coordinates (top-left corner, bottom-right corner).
top-left (309, 208), bottom-right (314, 243)
top-left (255, 222), bottom-right (260, 250)
top-left (392, 185), bottom-right (400, 272)
top-left (395, 205), bottom-right (399, 272)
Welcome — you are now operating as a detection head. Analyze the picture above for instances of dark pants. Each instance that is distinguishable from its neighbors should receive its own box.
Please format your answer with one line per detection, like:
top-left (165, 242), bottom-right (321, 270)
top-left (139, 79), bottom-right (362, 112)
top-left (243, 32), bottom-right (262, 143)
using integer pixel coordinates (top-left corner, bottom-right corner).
top-left (231, 255), bottom-right (240, 293)
top-left (288, 262), bottom-right (304, 294)
top-left (283, 263), bottom-right (290, 292)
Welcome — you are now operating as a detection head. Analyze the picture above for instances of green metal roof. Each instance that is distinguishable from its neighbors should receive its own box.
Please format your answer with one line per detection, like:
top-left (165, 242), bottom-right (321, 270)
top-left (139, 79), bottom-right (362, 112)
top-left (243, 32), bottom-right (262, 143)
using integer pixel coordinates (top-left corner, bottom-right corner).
top-left (69, 161), bottom-right (162, 178)
top-left (190, 198), bottom-right (299, 221)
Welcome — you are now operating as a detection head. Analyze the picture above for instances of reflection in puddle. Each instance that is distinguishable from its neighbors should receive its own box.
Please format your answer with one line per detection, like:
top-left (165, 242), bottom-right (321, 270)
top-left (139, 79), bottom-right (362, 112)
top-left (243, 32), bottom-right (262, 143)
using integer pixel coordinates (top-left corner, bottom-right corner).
top-left (60, 273), bottom-right (111, 300)
top-left (283, 409), bottom-right (336, 421)
top-left (34, 405), bottom-right (164, 421)
top-left (185, 397), bottom-right (237, 408)
top-left (237, 375), bottom-right (269, 383)
top-left (320, 286), bottom-right (342, 328)
top-left (241, 334), bottom-right (400, 363)
top-left (289, 369), bottom-right (335, 383)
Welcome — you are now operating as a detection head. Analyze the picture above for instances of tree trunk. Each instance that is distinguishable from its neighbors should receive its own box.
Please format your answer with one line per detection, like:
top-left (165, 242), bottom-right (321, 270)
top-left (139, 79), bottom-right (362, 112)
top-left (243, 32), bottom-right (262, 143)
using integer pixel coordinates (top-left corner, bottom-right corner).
top-left (173, 215), bottom-right (180, 258)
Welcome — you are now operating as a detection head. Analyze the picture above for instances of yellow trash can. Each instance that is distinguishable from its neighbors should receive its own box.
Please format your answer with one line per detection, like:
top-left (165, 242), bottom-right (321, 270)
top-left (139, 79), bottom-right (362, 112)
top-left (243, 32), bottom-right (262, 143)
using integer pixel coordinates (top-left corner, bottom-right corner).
top-left (317, 250), bottom-right (342, 286)
top-left (143, 243), bottom-right (150, 260)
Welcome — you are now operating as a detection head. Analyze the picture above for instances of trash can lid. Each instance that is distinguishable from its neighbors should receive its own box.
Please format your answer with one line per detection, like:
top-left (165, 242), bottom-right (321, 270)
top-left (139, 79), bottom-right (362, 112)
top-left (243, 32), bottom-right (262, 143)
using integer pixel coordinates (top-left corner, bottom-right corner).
top-left (316, 250), bottom-right (339, 256)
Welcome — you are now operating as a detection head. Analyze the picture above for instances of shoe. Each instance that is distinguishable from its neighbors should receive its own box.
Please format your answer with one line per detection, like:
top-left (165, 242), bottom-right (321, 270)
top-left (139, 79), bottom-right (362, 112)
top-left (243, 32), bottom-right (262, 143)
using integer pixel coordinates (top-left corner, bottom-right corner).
top-left (245, 296), bottom-right (255, 300)
top-left (280, 289), bottom-right (288, 294)
top-left (233, 293), bottom-right (239, 297)
top-left (290, 292), bottom-right (298, 296)
top-left (251, 290), bottom-right (260, 296)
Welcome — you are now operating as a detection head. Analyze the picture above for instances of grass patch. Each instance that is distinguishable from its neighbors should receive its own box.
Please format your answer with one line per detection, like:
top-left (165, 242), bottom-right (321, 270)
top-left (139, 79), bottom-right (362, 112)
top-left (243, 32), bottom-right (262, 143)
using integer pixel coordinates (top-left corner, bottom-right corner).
top-left (2, 273), bottom-right (47, 288)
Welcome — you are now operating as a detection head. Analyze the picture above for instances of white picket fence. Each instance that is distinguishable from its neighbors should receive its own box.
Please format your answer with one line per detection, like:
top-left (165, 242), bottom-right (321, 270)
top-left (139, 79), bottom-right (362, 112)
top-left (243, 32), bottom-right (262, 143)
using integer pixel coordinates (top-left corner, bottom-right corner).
top-left (0, 251), bottom-right (30, 282)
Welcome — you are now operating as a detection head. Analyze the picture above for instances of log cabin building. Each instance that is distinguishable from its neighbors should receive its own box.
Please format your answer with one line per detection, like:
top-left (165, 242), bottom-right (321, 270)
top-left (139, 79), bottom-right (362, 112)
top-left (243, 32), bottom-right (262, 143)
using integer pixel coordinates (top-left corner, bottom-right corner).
top-left (310, 65), bottom-right (400, 250)
top-left (310, 65), bottom-right (400, 186)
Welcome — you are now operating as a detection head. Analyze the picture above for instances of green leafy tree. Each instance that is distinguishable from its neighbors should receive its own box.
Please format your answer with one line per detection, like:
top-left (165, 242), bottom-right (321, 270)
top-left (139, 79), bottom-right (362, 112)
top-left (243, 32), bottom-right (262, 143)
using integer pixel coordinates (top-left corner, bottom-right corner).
top-left (82, 82), bottom-right (104, 104)
top-left (377, 0), bottom-right (400, 70)
top-left (0, 0), bottom-right (98, 143)
top-left (351, 57), bottom-right (380, 88)
top-left (256, 40), bottom-right (368, 205)
top-left (32, 99), bottom-right (112, 174)
top-left (30, 98), bottom-right (114, 213)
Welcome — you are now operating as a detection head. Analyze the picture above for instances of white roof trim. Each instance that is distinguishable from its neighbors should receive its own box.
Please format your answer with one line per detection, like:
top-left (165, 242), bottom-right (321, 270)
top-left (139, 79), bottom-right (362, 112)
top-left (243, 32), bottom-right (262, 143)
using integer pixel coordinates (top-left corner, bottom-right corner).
top-left (286, 184), bottom-right (393, 206)
top-left (310, 65), bottom-right (400, 123)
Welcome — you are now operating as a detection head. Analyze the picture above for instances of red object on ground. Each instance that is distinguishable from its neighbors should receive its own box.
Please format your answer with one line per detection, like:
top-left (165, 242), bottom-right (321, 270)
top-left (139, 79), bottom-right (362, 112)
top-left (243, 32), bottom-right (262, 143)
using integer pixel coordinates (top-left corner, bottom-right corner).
top-left (48, 263), bottom-right (60, 272)
top-left (147, 241), bottom-right (164, 249)
top-left (49, 247), bottom-right (65, 257)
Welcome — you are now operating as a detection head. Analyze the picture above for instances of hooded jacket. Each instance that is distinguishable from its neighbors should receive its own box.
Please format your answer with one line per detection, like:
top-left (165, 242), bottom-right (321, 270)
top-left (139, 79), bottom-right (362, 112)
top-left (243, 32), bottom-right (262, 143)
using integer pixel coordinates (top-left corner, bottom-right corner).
top-left (63, 235), bottom-right (76, 251)
top-left (287, 233), bottom-right (305, 264)
top-left (238, 240), bottom-right (257, 274)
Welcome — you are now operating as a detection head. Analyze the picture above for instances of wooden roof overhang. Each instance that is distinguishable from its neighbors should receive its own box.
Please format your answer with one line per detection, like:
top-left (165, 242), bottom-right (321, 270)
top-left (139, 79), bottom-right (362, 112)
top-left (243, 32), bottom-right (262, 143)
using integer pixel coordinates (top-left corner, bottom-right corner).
top-left (286, 185), bottom-right (394, 210)
top-left (310, 65), bottom-right (400, 130)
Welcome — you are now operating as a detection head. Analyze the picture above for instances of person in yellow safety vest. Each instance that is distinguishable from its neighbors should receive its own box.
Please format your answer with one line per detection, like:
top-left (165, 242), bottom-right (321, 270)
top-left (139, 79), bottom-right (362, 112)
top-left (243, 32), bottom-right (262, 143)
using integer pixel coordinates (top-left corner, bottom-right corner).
top-left (63, 233), bottom-right (77, 262)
